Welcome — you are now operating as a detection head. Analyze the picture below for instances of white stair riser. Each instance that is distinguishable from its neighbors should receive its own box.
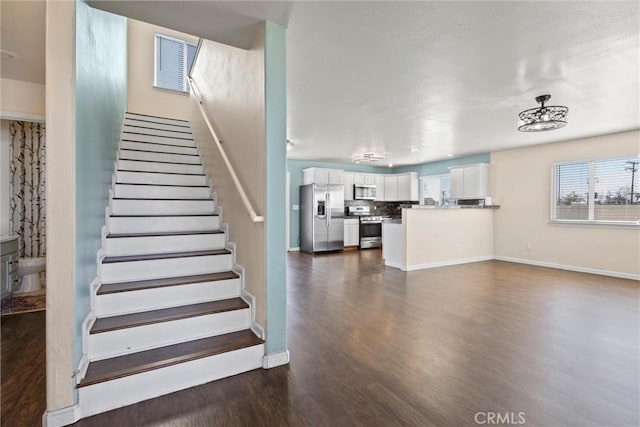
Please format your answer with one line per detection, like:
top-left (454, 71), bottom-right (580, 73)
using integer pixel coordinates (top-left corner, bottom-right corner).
top-left (120, 150), bottom-right (200, 165)
top-left (101, 254), bottom-right (232, 283)
top-left (96, 278), bottom-right (241, 317)
top-left (116, 171), bottom-right (207, 186)
top-left (105, 233), bottom-right (226, 256)
top-left (79, 344), bottom-right (263, 419)
top-left (89, 309), bottom-right (250, 360)
top-left (121, 140), bottom-right (198, 156)
top-left (110, 199), bottom-right (215, 215)
top-left (124, 118), bottom-right (192, 133)
top-left (108, 215), bottom-right (220, 234)
top-left (122, 125), bottom-right (193, 140)
top-left (118, 159), bottom-right (203, 174)
top-left (121, 133), bottom-right (196, 147)
top-left (125, 113), bottom-right (190, 127)
top-left (114, 184), bottom-right (210, 200)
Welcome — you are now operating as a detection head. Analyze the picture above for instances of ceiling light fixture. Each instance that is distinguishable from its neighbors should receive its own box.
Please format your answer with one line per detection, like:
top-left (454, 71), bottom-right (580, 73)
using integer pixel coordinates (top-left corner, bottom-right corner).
top-left (286, 139), bottom-right (295, 151)
top-left (518, 94), bottom-right (568, 132)
top-left (447, 153), bottom-right (453, 157)
top-left (352, 152), bottom-right (385, 164)
top-left (410, 148), bottom-right (419, 153)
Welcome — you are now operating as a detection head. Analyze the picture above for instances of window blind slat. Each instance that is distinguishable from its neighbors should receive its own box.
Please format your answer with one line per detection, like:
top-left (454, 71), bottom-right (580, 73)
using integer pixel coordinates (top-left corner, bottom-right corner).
top-left (156, 36), bottom-right (186, 92)
top-left (553, 156), bottom-right (640, 223)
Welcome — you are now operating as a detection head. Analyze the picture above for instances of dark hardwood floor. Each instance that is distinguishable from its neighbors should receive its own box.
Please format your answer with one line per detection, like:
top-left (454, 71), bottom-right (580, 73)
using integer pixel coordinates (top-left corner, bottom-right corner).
top-left (1, 311), bottom-right (46, 427)
top-left (2, 250), bottom-right (639, 426)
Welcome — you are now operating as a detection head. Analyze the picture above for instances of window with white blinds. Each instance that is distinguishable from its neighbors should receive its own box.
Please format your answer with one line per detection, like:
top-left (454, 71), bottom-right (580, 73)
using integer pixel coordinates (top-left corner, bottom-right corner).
top-left (154, 34), bottom-right (197, 93)
top-left (552, 156), bottom-right (640, 224)
top-left (420, 174), bottom-right (451, 205)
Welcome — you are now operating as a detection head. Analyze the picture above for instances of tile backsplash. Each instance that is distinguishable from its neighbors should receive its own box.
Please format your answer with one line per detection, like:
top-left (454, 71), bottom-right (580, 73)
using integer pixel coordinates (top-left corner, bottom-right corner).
top-left (345, 200), bottom-right (417, 216)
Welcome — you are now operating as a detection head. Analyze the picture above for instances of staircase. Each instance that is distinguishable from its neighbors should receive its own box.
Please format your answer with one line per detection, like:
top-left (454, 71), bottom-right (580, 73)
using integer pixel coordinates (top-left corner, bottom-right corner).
top-left (77, 112), bottom-right (264, 418)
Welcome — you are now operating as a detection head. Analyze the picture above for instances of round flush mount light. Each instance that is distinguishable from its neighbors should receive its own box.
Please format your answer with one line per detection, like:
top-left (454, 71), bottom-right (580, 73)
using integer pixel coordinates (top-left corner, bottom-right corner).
top-left (518, 94), bottom-right (568, 132)
top-left (1, 49), bottom-right (19, 60)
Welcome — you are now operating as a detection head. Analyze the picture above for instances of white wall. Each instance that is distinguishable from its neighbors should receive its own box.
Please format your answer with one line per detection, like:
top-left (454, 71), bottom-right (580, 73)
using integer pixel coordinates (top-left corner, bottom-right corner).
top-left (190, 27), bottom-right (267, 326)
top-left (403, 208), bottom-right (494, 268)
top-left (45, 0), bottom-right (76, 411)
top-left (491, 130), bottom-right (640, 279)
top-left (127, 19), bottom-right (198, 121)
top-left (0, 120), bottom-right (10, 235)
top-left (0, 78), bottom-right (46, 121)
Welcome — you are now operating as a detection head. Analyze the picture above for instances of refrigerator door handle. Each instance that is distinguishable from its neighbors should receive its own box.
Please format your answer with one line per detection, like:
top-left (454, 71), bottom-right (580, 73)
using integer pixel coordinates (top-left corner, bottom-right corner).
top-left (326, 192), bottom-right (331, 227)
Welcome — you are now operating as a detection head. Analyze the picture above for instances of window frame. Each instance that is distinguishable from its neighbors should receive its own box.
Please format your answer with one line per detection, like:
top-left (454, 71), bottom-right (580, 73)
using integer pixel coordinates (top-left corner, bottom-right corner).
top-left (550, 156), bottom-right (640, 227)
top-left (153, 33), bottom-right (197, 94)
top-left (419, 173), bottom-right (451, 206)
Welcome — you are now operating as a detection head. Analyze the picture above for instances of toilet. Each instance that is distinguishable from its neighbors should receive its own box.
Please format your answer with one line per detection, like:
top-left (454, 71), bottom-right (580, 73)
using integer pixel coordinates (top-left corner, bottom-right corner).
top-left (16, 257), bottom-right (46, 293)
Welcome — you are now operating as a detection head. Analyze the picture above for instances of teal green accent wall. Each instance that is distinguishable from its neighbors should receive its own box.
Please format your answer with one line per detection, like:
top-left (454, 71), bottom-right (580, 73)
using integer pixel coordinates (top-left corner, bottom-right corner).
top-left (287, 159), bottom-right (390, 248)
top-left (264, 22), bottom-right (288, 356)
top-left (392, 153), bottom-right (491, 176)
top-left (74, 1), bottom-right (127, 371)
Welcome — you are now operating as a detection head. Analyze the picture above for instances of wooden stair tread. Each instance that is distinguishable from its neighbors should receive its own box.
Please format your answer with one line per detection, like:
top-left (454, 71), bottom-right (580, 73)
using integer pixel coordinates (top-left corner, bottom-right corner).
top-left (108, 213), bottom-right (218, 217)
top-left (121, 131), bottom-right (194, 141)
top-left (91, 298), bottom-right (248, 334)
top-left (78, 329), bottom-right (262, 388)
top-left (107, 230), bottom-right (223, 239)
top-left (124, 124), bottom-right (193, 135)
top-left (126, 111), bottom-right (190, 123)
top-left (117, 169), bottom-right (205, 176)
top-left (97, 271), bottom-right (239, 295)
top-left (115, 183), bottom-right (208, 188)
top-left (117, 158), bottom-right (202, 166)
top-left (102, 249), bottom-right (230, 264)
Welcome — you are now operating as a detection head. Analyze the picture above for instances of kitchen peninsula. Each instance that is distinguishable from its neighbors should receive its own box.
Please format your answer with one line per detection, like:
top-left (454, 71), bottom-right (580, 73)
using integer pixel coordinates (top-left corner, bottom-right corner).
top-left (382, 206), bottom-right (498, 270)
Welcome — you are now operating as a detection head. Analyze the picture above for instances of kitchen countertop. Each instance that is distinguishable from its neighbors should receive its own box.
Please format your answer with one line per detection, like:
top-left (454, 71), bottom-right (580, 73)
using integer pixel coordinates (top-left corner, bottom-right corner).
top-left (408, 205), bottom-right (500, 210)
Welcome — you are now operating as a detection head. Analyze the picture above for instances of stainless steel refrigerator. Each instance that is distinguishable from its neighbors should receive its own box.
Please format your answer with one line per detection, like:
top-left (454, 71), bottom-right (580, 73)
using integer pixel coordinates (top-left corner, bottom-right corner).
top-left (300, 184), bottom-right (344, 253)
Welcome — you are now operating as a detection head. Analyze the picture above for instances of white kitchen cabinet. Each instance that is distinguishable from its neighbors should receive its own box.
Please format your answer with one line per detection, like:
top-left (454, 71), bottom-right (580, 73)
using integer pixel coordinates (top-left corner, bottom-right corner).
top-left (375, 175), bottom-right (385, 201)
top-left (397, 174), bottom-right (410, 201)
top-left (353, 173), bottom-right (365, 185)
top-left (364, 174), bottom-right (375, 185)
top-left (344, 219), bottom-right (360, 247)
top-left (343, 173), bottom-right (354, 201)
top-left (384, 176), bottom-right (398, 201)
top-left (303, 168), bottom-right (344, 185)
top-left (449, 163), bottom-right (489, 199)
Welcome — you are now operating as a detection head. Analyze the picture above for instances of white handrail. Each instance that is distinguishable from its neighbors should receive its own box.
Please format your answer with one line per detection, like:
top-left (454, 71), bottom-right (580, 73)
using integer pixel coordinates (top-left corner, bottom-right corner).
top-left (189, 78), bottom-right (264, 223)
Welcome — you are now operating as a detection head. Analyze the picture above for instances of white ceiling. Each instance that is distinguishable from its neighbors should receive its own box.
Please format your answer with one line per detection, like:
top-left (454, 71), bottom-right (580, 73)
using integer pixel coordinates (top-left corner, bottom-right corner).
top-left (286, 1), bottom-right (640, 166)
top-left (5, 1), bottom-right (638, 166)
top-left (0, 0), bottom-right (46, 84)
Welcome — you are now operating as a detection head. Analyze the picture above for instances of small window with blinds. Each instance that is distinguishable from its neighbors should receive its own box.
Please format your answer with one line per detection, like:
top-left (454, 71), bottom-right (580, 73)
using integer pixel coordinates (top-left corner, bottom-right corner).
top-left (154, 34), bottom-right (197, 93)
top-left (420, 174), bottom-right (451, 206)
top-left (552, 156), bottom-right (640, 225)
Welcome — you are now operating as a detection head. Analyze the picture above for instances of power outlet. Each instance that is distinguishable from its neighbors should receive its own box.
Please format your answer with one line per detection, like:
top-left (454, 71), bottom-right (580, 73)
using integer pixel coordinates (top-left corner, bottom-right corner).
top-left (526, 242), bottom-right (532, 251)
top-left (456, 243), bottom-right (461, 252)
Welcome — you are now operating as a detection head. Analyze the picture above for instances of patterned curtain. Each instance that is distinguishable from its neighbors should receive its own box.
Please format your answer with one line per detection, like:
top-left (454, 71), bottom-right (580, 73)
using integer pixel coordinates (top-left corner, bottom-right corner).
top-left (9, 121), bottom-right (46, 258)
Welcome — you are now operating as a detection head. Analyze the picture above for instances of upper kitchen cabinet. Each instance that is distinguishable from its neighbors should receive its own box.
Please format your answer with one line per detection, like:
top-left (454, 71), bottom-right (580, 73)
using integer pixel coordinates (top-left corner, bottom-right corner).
top-left (303, 168), bottom-right (344, 185)
top-left (397, 172), bottom-right (419, 201)
top-left (384, 175), bottom-right (398, 201)
top-left (449, 163), bottom-right (489, 199)
top-left (374, 175), bottom-right (385, 201)
top-left (364, 175), bottom-right (375, 185)
top-left (344, 173), bottom-right (354, 200)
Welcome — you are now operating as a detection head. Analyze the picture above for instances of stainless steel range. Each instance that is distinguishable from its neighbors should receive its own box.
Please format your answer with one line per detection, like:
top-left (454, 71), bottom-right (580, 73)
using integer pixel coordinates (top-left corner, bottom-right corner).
top-left (359, 215), bottom-right (383, 249)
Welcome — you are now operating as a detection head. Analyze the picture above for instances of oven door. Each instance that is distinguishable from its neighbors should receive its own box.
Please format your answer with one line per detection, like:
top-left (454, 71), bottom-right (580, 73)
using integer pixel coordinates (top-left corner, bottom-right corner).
top-left (359, 221), bottom-right (382, 248)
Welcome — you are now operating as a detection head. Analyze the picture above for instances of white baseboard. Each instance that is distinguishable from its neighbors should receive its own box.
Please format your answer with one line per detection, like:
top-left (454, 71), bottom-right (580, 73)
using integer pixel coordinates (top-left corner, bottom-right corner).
top-left (43, 404), bottom-right (80, 427)
top-left (403, 256), bottom-right (493, 271)
top-left (384, 260), bottom-right (403, 270)
top-left (263, 350), bottom-right (290, 368)
top-left (288, 247), bottom-right (300, 252)
top-left (494, 256), bottom-right (640, 281)
top-left (251, 321), bottom-right (265, 340)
